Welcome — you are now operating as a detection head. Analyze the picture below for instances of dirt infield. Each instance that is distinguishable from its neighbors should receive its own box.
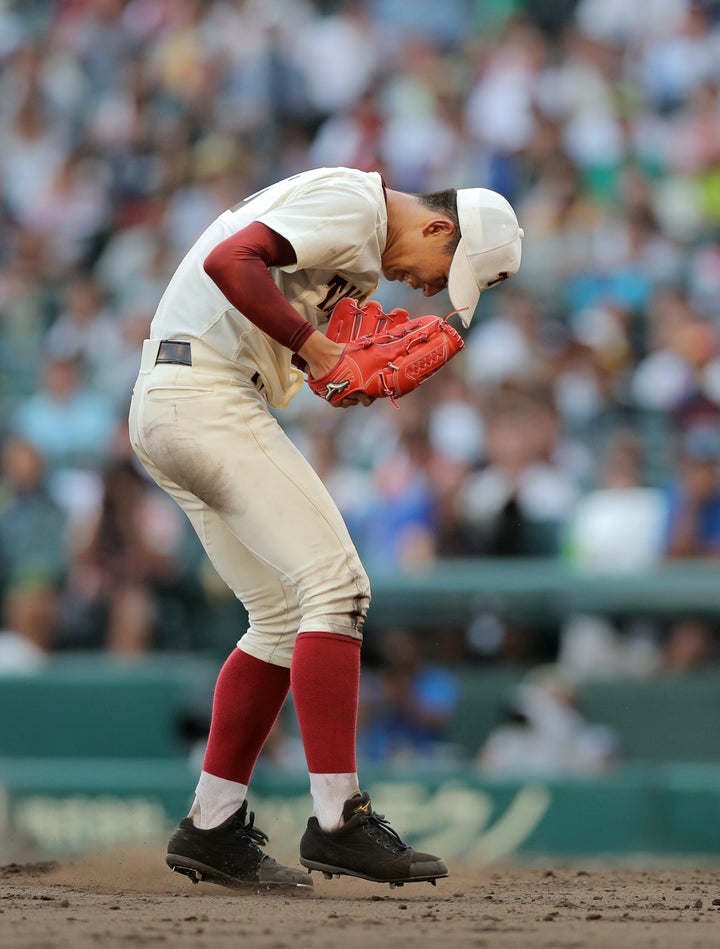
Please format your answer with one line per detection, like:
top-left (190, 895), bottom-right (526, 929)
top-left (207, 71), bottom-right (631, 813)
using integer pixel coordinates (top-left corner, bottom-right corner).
top-left (3, 850), bottom-right (720, 949)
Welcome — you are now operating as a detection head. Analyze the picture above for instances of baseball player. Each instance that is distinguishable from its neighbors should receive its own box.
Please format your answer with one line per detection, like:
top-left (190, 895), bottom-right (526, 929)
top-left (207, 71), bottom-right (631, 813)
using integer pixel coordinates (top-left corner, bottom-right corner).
top-left (128, 166), bottom-right (523, 889)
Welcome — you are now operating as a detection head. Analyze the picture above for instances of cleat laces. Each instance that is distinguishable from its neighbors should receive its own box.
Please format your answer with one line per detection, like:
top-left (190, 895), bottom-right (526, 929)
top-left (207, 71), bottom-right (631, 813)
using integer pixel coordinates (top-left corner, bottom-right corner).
top-left (231, 802), bottom-right (269, 848)
top-left (357, 809), bottom-right (411, 855)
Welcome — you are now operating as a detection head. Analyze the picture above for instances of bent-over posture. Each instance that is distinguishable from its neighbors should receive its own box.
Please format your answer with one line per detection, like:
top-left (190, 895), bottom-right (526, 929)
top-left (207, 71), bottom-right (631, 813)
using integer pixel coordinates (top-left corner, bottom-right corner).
top-left (128, 166), bottom-right (523, 888)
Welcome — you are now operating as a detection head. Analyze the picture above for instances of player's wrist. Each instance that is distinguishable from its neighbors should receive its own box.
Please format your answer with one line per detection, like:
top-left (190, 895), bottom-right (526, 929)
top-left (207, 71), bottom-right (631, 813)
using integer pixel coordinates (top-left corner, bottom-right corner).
top-left (298, 330), bottom-right (345, 379)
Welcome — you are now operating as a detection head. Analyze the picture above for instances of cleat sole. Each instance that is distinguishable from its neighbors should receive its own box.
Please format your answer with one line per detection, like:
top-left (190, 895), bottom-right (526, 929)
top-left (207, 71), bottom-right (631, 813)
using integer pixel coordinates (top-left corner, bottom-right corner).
top-left (169, 864), bottom-right (202, 884)
top-left (166, 854), bottom-right (313, 889)
top-left (300, 858), bottom-right (448, 887)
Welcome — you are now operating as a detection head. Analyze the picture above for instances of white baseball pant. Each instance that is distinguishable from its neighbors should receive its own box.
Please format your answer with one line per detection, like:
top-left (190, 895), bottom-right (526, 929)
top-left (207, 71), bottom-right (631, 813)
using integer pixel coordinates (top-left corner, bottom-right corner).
top-left (128, 337), bottom-right (370, 667)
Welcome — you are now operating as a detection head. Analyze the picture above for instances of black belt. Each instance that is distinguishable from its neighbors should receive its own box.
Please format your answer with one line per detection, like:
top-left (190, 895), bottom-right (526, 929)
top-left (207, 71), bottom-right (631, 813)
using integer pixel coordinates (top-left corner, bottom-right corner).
top-left (155, 339), bottom-right (264, 392)
top-left (156, 340), bottom-right (192, 366)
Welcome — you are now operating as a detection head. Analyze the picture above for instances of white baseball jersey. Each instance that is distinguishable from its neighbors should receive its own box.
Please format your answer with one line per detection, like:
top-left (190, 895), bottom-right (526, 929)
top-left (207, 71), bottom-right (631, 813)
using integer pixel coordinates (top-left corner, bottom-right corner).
top-left (150, 167), bottom-right (388, 407)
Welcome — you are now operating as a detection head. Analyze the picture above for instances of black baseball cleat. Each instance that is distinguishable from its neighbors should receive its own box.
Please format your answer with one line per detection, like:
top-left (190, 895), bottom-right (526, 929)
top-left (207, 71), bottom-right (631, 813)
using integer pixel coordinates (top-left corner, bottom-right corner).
top-left (299, 791), bottom-right (448, 888)
top-left (166, 800), bottom-right (312, 889)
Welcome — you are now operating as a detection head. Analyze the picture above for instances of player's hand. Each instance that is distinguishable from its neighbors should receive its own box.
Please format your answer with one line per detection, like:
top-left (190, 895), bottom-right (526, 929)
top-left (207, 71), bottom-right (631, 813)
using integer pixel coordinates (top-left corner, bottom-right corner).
top-left (335, 393), bottom-right (376, 408)
top-left (299, 331), bottom-right (375, 408)
top-left (297, 330), bottom-right (345, 380)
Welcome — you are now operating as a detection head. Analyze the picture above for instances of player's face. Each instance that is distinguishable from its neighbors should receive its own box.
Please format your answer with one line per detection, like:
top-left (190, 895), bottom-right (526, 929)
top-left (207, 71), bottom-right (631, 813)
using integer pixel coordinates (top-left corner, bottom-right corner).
top-left (385, 259), bottom-right (450, 297)
top-left (382, 219), bottom-right (455, 298)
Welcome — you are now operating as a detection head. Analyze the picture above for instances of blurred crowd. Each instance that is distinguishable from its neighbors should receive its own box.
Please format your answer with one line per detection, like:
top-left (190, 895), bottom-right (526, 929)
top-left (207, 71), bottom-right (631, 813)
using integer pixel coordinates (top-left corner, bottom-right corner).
top-left (2, 0), bottom-right (720, 752)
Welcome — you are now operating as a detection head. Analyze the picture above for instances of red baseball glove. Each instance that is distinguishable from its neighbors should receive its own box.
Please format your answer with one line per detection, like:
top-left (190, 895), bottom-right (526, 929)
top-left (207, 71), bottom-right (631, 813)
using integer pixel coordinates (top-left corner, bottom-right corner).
top-left (308, 298), bottom-right (464, 407)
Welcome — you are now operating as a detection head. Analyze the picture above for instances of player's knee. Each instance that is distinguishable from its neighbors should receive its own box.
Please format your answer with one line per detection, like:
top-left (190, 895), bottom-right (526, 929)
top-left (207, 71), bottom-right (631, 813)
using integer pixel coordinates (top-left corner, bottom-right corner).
top-left (348, 585), bottom-right (371, 636)
top-left (298, 567), bottom-right (371, 638)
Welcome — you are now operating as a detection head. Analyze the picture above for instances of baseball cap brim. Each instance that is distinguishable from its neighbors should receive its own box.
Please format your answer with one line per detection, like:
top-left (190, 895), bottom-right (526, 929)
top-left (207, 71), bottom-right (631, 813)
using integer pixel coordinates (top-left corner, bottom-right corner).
top-left (448, 188), bottom-right (524, 327)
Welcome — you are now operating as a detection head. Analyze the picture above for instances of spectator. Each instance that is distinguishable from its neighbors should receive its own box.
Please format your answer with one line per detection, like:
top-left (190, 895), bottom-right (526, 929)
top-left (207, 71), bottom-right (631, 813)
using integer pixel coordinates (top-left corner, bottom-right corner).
top-left (456, 386), bottom-right (581, 556)
top-left (291, 0), bottom-right (382, 121)
top-left (662, 424), bottom-right (720, 559)
top-left (24, 149), bottom-right (112, 270)
top-left (630, 288), bottom-right (719, 418)
top-left (356, 417), bottom-right (440, 571)
top-left (0, 226), bottom-right (58, 425)
top-left (44, 274), bottom-right (124, 391)
top-left (564, 428), bottom-right (666, 570)
top-left (0, 583), bottom-right (57, 667)
top-left (477, 667), bottom-right (619, 777)
top-left (11, 351), bottom-right (118, 480)
top-left (0, 90), bottom-right (68, 227)
top-left (660, 617), bottom-right (719, 671)
top-left (56, 453), bottom-right (191, 654)
top-left (0, 435), bottom-right (68, 586)
top-left (359, 627), bottom-right (461, 764)
top-left (0, 436), bottom-right (68, 654)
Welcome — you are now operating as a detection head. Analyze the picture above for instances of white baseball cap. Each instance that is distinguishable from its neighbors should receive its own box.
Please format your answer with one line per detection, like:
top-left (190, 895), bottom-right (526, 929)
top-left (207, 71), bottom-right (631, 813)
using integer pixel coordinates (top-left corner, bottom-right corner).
top-left (448, 188), bottom-right (524, 327)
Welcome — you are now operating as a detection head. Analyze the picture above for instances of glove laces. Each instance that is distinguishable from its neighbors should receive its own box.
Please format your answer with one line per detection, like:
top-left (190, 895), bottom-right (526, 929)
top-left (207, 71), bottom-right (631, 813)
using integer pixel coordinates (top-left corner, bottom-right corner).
top-left (378, 366), bottom-right (400, 408)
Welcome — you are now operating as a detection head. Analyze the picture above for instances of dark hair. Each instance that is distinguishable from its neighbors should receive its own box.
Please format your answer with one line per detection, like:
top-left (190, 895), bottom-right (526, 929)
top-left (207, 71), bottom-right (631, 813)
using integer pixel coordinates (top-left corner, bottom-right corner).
top-left (414, 188), bottom-right (460, 257)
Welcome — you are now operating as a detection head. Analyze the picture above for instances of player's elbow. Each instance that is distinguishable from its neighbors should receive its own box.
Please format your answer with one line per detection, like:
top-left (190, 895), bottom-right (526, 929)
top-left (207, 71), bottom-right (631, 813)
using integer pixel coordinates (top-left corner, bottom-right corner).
top-left (203, 247), bottom-right (224, 286)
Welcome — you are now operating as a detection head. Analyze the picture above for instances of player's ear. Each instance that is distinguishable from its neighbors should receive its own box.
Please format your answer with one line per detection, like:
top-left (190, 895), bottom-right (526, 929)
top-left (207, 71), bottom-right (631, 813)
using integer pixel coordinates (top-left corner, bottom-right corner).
top-left (423, 218), bottom-right (456, 239)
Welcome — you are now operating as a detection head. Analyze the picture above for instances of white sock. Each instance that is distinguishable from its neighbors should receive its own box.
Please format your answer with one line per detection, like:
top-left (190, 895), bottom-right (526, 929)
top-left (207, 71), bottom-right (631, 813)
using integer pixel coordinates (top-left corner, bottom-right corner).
top-left (309, 773), bottom-right (360, 830)
top-left (187, 771), bottom-right (248, 829)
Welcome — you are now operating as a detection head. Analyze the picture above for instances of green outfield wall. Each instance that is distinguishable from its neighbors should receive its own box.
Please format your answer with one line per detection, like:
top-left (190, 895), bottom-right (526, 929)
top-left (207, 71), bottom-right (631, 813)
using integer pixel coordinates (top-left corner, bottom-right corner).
top-left (2, 759), bottom-right (720, 863)
top-left (2, 650), bottom-right (720, 863)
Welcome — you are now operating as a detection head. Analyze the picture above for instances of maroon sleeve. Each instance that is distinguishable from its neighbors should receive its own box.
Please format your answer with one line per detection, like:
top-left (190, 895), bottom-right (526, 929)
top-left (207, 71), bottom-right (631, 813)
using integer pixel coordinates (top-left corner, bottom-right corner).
top-left (203, 221), bottom-right (316, 354)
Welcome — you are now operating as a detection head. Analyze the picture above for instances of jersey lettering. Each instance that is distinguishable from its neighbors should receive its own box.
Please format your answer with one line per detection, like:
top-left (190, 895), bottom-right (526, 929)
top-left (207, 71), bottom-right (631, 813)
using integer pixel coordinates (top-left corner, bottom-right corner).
top-left (317, 275), bottom-right (366, 315)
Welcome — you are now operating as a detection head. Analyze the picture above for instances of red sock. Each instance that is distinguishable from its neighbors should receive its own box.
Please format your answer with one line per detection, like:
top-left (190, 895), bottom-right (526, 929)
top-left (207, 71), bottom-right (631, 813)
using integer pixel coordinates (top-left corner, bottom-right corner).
top-left (290, 632), bottom-right (360, 774)
top-left (202, 648), bottom-right (290, 784)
